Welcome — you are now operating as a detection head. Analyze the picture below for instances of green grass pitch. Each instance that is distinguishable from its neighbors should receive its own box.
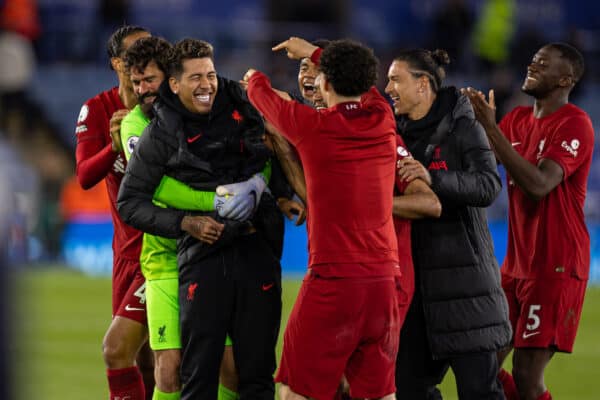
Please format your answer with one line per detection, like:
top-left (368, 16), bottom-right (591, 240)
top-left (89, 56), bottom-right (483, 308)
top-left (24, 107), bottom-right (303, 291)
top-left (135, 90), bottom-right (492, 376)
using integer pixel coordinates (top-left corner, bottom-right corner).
top-left (11, 267), bottom-right (600, 399)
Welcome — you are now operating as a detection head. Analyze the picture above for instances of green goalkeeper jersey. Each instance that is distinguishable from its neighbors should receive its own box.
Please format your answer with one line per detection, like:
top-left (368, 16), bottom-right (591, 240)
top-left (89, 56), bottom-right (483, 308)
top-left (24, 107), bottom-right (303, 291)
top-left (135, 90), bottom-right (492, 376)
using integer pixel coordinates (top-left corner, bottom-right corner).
top-left (121, 105), bottom-right (215, 280)
top-left (121, 105), bottom-right (271, 280)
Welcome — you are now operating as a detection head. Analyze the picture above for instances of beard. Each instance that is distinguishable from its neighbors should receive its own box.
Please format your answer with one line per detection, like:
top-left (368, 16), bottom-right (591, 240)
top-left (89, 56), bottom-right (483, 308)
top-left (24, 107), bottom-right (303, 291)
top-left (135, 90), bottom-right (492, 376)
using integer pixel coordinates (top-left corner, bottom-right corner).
top-left (138, 91), bottom-right (158, 105)
top-left (140, 102), bottom-right (153, 116)
top-left (521, 84), bottom-right (545, 98)
top-left (521, 79), bottom-right (555, 99)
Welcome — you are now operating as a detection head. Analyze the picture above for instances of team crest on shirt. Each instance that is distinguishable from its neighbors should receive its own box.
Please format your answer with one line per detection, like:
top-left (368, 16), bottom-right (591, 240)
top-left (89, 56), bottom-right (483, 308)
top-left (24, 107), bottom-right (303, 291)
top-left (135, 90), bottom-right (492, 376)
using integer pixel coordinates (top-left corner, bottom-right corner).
top-left (77, 104), bottom-right (89, 123)
top-left (561, 138), bottom-right (579, 157)
top-left (536, 138), bottom-right (546, 160)
top-left (127, 136), bottom-right (139, 155)
top-left (397, 145), bottom-right (409, 157)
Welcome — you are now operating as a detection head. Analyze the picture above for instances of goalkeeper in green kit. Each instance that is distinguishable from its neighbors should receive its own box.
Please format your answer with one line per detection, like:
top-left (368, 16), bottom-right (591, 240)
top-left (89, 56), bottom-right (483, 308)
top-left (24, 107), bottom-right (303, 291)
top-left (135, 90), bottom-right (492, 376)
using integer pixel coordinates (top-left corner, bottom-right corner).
top-left (120, 36), bottom-right (268, 400)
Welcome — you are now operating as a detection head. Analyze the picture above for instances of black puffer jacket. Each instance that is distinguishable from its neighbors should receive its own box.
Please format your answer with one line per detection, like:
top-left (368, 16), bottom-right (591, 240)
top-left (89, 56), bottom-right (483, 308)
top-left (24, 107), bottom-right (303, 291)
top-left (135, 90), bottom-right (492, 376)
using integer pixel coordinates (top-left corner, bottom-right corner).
top-left (117, 77), bottom-right (279, 258)
top-left (398, 87), bottom-right (511, 358)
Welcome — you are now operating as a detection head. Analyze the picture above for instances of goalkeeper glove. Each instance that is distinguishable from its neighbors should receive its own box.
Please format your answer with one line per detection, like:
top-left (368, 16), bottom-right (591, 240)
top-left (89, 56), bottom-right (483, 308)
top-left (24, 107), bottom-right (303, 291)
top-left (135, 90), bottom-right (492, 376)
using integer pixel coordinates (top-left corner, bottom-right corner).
top-left (215, 173), bottom-right (267, 221)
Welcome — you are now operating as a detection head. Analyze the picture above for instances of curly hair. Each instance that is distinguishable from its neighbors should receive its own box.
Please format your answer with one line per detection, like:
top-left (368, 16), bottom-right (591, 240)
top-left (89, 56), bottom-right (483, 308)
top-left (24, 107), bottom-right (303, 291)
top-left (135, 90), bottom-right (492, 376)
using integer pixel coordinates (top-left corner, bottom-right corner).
top-left (168, 38), bottom-right (214, 79)
top-left (319, 39), bottom-right (378, 97)
top-left (123, 36), bottom-right (172, 75)
top-left (106, 25), bottom-right (149, 68)
top-left (393, 49), bottom-right (451, 93)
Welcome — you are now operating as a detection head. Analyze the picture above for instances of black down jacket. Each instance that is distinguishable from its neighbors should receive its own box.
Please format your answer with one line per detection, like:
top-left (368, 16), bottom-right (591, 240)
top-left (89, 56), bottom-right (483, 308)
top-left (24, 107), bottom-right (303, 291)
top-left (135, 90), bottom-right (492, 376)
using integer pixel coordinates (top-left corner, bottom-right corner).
top-left (399, 87), bottom-right (512, 358)
top-left (117, 77), bottom-right (280, 260)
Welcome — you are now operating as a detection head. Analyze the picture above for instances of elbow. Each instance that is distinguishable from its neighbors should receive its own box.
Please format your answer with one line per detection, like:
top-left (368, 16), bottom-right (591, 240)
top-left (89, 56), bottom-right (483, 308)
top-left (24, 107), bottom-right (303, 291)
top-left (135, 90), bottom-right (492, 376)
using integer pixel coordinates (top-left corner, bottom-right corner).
top-left (432, 201), bottom-right (442, 218)
top-left (116, 190), bottom-right (135, 226)
top-left (427, 194), bottom-right (442, 218)
top-left (524, 185), bottom-right (551, 202)
top-left (476, 174), bottom-right (502, 207)
top-left (117, 203), bottom-right (138, 230)
top-left (75, 163), bottom-right (101, 190)
top-left (76, 172), bottom-right (94, 190)
top-left (116, 200), bottom-right (130, 225)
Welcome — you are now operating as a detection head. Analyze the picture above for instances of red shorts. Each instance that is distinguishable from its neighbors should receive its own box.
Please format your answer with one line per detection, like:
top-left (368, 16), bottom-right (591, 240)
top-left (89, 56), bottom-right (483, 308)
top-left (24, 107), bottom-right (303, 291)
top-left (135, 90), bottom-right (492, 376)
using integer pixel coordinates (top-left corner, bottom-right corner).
top-left (276, 270), bottom-right (400, 399)
top-left (502, 273), bottom-right (587, 352)
top-left (112, 257), bottom-right (147, 324)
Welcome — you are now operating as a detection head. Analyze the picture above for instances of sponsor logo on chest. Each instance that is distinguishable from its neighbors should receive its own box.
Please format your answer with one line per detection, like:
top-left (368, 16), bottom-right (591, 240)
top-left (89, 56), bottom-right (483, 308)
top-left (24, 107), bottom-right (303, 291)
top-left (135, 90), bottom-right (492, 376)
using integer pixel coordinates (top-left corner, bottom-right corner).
top-left (427, 146), bottom-right (448, 171)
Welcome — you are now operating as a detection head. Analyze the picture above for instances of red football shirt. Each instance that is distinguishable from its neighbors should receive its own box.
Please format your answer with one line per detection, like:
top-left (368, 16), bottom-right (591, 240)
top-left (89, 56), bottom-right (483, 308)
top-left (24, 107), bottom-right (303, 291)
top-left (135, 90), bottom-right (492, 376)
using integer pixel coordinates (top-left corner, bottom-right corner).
top-left (248, 73), bottom-right (398, 277)
top-left (393, 135), bottom-right (412, 278)
top-left (75, 87), bottom-right (142, 261)
top-left (499, 104), bottom-right (594, 280)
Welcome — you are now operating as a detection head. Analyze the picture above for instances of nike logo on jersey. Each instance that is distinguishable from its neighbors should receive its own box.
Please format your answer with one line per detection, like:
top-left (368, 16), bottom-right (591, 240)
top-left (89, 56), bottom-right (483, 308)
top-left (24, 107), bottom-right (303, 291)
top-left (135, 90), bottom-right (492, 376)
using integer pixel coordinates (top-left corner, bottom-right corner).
top-left (124, 304), bottom-right (145, 312)
top-left (261, 283), bottom-right (274, 291)
top-left (511, 142), bottom-right (521, 147)
top-left (187, 133), bottom-right (202, 143)
top-left (522, 331), bottom-right (540, 339)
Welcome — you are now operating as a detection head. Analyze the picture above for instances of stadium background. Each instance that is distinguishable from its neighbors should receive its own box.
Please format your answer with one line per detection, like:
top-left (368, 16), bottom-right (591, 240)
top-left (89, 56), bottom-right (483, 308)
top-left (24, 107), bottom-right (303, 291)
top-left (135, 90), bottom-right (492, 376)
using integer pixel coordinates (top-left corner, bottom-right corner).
top-left (0, 0), bottom-right (599, 399)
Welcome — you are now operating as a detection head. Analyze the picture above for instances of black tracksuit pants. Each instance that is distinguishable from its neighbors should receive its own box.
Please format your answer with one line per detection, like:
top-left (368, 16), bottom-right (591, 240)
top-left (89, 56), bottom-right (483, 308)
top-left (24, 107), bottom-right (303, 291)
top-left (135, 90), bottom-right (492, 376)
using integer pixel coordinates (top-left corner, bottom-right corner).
top-left (395, 291), bottom-right (505, 400)
top-left (178, 232), bottom-right (282, 400)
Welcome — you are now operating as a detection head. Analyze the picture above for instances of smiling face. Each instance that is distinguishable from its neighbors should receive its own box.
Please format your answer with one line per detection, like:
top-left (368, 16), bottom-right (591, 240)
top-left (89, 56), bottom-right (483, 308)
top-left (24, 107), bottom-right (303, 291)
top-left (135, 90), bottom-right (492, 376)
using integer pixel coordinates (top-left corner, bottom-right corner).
top-left (169, 57), bottom-right (218, 114)
top-left (312, 73), bottom-right (327, 109)
top-left (385, 60), bottom-right (424, 118)
top-left (130, 60), bottom-right (165, 106)
top-left (522, 46), bottom-right (573, 99)
top-left (298, 57), bottom-right (320, 102)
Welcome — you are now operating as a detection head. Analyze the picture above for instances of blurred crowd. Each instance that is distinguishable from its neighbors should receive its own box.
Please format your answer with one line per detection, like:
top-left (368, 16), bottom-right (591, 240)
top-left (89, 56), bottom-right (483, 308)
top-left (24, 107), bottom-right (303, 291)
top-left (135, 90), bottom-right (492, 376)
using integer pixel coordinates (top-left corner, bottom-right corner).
top-left (1, 0), bottom-right (599, 264)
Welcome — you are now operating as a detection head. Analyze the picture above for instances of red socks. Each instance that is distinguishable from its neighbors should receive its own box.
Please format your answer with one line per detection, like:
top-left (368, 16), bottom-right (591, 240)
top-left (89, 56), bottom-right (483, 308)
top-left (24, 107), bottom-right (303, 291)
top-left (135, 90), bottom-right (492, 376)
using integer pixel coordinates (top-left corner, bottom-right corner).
top-left (497, 369), bottom-right (552, 400)
top-left (107, 366), bottom-right (146, 400)
top-left (498, 368), bottom-right (519, 400)
top-left (537, 390), bottom-right (552, 400)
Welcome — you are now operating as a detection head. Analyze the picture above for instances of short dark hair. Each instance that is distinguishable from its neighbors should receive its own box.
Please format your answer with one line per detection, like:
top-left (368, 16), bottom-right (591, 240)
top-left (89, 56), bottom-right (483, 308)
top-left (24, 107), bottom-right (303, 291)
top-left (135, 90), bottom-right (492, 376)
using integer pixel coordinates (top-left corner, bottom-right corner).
top-left (319, 39), bottom-right (378, 97)
top-left (124, 36), bottom-right (172, 75)
top-left (312, 39), bottom-right (331, 49)
top-left (106, 25), bottom-right (149, 61)
top-left (393, 49), bottom-right (451, 93)
top-left (546, 42), bottom-right (585, 83)
top-left (168, 38), bottom-right (214, 79)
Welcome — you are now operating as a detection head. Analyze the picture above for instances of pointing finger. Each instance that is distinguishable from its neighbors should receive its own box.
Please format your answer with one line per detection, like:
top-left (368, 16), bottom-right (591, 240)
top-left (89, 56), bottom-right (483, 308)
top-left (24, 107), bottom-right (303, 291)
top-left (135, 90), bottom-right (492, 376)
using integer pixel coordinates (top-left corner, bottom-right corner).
top-left (272, 40), bottom-right (289, 52)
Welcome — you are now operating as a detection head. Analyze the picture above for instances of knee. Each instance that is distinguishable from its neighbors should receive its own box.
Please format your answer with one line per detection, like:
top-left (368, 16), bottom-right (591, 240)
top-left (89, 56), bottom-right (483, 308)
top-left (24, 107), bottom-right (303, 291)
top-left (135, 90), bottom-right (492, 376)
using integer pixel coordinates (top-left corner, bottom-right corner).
top-left (279, 384), bottom-right (306, 400)
top-left (102, 335), bottom-right (134, 368)
top-left (155, 351), bottom-right (181, 392)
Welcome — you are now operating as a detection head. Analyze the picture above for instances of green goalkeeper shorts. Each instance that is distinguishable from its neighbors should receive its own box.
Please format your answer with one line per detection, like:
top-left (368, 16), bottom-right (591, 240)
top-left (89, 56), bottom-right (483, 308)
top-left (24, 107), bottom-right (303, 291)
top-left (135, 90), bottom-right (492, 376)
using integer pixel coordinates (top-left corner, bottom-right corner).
top-left (147, 278), bottom-right (181, 351)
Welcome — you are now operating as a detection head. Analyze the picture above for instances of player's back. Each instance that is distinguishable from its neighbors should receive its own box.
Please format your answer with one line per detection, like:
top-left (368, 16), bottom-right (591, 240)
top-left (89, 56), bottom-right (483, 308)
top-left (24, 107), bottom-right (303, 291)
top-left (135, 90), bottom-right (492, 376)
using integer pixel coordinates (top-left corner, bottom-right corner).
top-left (300, 96), bottom-right (398, 271)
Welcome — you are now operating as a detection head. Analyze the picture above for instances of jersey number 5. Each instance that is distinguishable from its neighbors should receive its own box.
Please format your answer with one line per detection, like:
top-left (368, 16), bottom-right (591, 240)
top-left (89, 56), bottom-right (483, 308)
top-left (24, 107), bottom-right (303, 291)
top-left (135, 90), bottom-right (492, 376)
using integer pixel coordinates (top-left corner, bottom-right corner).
top-left (526, 304), bottom-right (541, 331)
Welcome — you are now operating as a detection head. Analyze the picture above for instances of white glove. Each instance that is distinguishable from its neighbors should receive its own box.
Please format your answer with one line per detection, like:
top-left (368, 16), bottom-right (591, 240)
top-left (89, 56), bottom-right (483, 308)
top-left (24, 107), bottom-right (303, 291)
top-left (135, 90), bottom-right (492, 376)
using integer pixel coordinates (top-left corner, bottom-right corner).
top-left (215, 174), bottom-right (267, 221)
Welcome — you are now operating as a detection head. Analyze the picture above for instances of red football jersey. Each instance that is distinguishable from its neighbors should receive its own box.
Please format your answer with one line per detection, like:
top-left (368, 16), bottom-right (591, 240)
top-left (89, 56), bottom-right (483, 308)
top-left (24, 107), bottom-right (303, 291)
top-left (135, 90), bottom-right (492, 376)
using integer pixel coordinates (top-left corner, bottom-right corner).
top-left (393, 135), bottom-right (413, 278)
top-left (499, 104), bottom-right (594, 280)
top-left (75, 87), bottom-right (142, 261)
top-left (248, 73), bottom-right (398, 277)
